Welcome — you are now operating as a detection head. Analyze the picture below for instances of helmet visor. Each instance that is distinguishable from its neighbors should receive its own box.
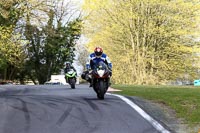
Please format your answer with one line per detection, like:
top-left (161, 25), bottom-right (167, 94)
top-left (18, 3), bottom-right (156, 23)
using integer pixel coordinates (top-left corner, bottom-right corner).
top-left (95, 51), bottom-right (102, 56)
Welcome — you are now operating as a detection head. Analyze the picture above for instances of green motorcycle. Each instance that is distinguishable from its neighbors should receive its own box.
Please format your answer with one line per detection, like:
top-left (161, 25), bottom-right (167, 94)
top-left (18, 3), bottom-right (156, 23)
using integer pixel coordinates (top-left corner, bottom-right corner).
top-left (65, 69), bottom-right (77, 89)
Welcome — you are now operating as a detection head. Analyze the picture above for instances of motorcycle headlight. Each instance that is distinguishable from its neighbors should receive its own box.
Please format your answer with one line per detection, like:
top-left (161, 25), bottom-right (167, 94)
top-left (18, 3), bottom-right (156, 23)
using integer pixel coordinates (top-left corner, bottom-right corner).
top-left (97, 70), bottom-right (105, 77)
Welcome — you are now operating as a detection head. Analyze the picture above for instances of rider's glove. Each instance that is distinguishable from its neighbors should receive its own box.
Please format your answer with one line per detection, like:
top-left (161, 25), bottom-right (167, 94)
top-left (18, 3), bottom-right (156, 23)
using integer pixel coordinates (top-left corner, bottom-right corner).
top-left (108, 68), bottom-right (112, 76)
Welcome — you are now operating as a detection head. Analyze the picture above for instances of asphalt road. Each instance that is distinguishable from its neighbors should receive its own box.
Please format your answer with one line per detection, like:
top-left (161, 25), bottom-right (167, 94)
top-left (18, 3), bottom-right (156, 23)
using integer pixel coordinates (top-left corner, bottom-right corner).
top-left (0, 84), bottom-right (170, 133)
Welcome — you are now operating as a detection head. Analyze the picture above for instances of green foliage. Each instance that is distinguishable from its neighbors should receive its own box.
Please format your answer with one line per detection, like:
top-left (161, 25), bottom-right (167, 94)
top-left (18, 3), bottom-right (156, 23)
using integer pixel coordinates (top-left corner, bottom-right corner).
top-left (83, 0), bottom-right (200, 84)
top-left (0, 0), bottom-right (82, 83)
top-left (24, 12), bottom-right (82, 84)
top-left (0, 0), bottom-right (24, 26)
top-left (0, 25), bottom-right (26, 80)
top-left (0, 0), bottom-right (32, 80)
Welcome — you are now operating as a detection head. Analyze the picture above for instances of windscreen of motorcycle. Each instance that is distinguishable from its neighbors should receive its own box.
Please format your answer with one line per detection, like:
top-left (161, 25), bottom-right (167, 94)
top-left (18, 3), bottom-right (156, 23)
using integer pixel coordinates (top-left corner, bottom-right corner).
top-left (68, 69), bottom-right (74, 74)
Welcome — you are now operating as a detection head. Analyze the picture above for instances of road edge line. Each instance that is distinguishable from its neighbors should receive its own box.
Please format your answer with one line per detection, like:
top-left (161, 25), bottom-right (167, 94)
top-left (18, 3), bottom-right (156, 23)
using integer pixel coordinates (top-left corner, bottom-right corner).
top-left (107, 93), bottom-right (171, 133)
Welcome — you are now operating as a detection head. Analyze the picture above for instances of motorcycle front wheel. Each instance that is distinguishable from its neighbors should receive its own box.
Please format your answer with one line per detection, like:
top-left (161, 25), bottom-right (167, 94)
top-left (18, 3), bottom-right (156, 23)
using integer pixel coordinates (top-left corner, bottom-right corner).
top-left (97, 80), bottom-right (107, 100)
top-left (70, 78), bottom-right (76, 89)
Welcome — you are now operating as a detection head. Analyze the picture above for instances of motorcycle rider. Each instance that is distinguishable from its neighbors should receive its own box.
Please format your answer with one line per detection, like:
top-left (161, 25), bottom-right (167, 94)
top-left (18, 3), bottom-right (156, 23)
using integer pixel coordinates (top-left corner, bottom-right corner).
top-left (81, 46), bottom-right (112, 87)
top-left (64, 62), bottom-right (77, 82)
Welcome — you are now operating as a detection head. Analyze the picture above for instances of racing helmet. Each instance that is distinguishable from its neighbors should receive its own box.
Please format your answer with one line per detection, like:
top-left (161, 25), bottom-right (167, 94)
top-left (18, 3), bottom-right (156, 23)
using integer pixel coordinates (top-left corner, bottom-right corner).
top-left (65, 62), bottom-right (71, 68)
top-left (94, 46), bottom-right (103, 57)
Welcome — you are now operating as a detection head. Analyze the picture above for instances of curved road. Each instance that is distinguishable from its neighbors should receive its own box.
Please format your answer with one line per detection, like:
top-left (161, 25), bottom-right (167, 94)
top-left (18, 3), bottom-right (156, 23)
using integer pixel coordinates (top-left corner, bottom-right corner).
top-left (0, 84), bottom-right (170, 133)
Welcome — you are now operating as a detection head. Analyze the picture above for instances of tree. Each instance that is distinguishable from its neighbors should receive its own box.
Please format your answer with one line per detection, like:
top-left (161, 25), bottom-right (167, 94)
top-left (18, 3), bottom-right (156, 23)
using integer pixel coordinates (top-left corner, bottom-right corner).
top-left (0, 0), bottom-right (29, 80)
top-left (83, 0), bottom-right (200, 84)
top-left (23, 0), bottom-right (82, 84)
top-left (75, 37), bottom-right (90, 72)
top-left (0, 0), bottom-right (82, 84)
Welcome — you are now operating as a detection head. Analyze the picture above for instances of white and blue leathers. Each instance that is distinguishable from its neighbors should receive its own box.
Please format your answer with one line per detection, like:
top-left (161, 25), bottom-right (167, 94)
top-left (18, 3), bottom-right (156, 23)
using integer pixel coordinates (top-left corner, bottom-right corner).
top-left (86, 53), bottom-right (112, 70)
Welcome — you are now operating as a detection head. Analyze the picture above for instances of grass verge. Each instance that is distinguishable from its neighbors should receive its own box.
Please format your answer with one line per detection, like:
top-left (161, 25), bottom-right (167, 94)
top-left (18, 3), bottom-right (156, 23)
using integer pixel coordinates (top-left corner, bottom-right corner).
top-left (112, 85), bottom-right (200, 126)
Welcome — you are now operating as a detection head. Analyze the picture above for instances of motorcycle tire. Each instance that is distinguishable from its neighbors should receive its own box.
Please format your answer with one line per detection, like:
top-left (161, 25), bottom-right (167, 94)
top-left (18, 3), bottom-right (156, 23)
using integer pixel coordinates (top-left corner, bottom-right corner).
top-left (70, 79), bottom-right (76, 89)
top-left (97, 80), bottom-right (106, 100)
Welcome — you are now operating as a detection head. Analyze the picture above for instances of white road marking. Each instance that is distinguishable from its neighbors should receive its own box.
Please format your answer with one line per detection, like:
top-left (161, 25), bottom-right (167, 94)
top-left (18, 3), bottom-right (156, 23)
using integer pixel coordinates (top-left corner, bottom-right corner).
top-left (107, 93), bottom-right (171, 133)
